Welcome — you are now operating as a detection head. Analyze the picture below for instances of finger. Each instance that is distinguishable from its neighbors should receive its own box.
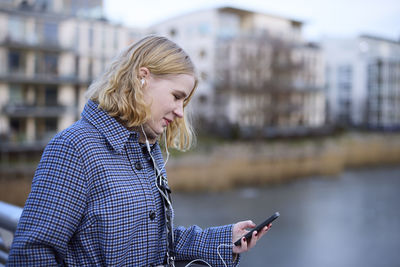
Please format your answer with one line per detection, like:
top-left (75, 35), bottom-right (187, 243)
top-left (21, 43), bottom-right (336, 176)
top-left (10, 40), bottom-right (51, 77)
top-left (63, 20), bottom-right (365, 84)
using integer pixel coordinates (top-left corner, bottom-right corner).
top-left (233, 236), bottom-right (248, 253)
top-left (247, 231), bottom-right (258, 249)
top-left (257, 224), bottom-right (272, 238)
top-left (263, 224), bottom-right (272, 234)
top-left (260, 224), bottom-right (271, 234)
top-left (256, 226), bottom-right (269, 239)
top-left (242, 237), bottom-right (248, 250)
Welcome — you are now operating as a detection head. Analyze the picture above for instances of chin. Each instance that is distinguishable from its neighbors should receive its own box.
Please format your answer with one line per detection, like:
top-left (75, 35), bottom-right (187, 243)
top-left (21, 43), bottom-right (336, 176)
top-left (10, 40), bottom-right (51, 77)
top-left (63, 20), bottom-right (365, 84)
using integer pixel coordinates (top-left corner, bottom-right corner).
top-left (155, 128), bottom-right (165, 136)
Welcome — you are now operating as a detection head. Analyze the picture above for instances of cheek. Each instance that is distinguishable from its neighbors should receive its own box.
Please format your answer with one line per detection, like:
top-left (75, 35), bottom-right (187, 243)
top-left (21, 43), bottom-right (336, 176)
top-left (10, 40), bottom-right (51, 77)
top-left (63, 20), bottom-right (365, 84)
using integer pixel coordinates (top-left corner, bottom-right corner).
top-left (142, 93), bottom-right (154, 112)
top-left (152, 102), bottom-right (168, 118)
top-left (161, 98), bottom-right (175, 111)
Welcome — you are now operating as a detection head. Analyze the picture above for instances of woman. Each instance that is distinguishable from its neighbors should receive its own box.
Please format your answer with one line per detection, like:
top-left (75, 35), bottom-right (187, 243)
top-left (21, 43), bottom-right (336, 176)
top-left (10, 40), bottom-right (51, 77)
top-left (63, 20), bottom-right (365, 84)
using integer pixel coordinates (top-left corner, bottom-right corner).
top-left (7, 35), bottom-right (270, 266)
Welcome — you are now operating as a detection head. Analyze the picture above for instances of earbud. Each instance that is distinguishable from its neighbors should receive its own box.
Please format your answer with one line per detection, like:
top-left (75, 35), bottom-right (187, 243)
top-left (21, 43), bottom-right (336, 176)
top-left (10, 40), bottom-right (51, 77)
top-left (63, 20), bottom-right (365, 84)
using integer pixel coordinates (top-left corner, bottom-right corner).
top-left (141, 78), bottom-right (145, 86)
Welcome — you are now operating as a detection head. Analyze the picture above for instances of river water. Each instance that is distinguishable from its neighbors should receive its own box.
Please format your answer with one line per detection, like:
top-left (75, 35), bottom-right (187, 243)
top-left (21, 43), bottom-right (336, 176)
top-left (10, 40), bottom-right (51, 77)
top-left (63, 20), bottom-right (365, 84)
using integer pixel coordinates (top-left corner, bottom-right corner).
top-left (172, 166), bottom-right (400, 267)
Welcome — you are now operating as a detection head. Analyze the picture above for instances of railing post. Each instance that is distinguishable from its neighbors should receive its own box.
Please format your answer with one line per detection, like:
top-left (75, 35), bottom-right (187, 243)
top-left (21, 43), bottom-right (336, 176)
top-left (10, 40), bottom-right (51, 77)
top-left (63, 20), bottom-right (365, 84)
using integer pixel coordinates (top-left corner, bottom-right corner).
top-left (0, 201), bottom-right (23, 266)
top-left (0, 201), bottom-right (22, 233)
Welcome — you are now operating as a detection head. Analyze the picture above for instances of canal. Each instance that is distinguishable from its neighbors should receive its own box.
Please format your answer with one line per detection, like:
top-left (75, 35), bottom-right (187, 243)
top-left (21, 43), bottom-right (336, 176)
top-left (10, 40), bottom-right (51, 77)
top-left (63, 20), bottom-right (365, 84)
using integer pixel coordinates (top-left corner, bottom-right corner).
top-left (173, 166), bottom-right (400, 267)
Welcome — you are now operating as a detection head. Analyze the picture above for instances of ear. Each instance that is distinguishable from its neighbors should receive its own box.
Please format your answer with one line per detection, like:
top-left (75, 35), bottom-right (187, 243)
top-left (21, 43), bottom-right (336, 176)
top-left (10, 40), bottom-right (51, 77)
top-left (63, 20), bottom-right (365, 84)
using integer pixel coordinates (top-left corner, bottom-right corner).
top-left (139, 67), bottom-right (150, 79)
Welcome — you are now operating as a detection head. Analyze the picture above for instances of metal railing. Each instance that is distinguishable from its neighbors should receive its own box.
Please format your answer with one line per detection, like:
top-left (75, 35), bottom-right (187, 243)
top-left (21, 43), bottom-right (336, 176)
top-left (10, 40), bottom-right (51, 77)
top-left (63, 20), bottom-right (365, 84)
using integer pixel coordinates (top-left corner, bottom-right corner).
top-left (0, 201), bottom-right (22, 267)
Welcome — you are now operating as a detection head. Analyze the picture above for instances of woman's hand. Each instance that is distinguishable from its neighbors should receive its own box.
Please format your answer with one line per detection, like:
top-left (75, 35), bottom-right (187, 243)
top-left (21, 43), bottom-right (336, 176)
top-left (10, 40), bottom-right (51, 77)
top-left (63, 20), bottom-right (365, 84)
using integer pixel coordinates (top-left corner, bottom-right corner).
top-left (232, 220), bottom-right (271, 254)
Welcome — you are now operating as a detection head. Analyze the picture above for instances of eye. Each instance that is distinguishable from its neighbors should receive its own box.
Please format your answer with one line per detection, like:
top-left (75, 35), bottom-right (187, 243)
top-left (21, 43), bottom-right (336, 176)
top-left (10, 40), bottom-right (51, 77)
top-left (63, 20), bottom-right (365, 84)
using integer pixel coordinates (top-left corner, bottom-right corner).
top-left (174, 94), bottom-right (182, 100)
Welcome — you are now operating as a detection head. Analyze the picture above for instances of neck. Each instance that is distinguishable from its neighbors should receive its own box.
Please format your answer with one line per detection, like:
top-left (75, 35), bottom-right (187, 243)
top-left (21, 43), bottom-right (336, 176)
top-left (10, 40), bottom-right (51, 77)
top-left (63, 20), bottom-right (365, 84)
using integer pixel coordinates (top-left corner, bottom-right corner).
top-left (136, 125), bottom-right (157, 144)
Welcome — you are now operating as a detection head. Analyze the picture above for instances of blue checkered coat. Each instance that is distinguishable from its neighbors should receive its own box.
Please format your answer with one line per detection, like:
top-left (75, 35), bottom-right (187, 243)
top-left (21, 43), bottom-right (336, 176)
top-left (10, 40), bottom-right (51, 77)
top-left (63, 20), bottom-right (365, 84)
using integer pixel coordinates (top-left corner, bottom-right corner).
top-left (7, 100), bottom-right (237, 266)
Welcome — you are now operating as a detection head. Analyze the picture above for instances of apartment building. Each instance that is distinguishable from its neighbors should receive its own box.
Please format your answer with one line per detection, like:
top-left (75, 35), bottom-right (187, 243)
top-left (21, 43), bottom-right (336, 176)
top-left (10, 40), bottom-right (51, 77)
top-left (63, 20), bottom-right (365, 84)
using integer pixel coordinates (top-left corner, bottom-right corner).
top-left (149, 6), bottom-right (325, 136)
top-left (323, 35), bottom-right (400, 129)
top-left (0, 0), bottom-right (135, 150)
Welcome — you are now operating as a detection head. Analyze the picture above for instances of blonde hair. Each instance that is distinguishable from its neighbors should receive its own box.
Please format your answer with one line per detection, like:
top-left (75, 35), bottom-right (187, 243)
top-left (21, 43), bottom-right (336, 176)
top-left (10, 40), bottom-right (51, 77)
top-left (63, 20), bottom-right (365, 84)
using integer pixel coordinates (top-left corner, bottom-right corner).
top-left (85, 35), bottom-right (198, 151)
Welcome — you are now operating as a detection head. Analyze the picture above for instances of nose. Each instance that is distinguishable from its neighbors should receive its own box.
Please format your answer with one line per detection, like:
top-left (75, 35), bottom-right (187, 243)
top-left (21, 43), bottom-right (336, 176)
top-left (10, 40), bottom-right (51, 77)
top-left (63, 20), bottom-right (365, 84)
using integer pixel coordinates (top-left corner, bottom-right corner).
top-left (173, 101), bottom-right (184, 118)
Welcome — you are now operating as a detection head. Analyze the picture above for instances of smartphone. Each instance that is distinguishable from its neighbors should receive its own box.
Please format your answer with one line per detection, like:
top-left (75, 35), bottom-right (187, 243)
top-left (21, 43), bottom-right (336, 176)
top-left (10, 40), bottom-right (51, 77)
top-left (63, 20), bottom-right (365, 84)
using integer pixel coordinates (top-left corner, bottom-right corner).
top-left (234, 212), bottom-right (280, 246)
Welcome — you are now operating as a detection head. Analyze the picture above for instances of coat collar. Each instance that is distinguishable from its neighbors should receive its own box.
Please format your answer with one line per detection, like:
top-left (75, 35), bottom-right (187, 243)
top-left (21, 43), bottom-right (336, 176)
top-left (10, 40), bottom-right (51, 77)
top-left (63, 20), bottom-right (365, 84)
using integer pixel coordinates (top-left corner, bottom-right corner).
top-left (81, 100), bottom-right (139, 154)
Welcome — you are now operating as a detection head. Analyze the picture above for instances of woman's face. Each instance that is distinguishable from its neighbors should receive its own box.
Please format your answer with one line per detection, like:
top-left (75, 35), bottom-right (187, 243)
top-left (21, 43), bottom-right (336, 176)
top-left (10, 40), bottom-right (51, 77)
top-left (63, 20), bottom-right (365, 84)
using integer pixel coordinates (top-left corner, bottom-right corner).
top-left (142, 73), bottom-right (195, 140)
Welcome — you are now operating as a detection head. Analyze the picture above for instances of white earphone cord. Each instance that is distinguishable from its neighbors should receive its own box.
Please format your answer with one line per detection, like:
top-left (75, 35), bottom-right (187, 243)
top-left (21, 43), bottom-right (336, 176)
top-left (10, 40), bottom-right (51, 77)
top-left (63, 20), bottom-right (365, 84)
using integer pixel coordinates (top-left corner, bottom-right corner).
top-left (140, 126), bottom-right (233, 267)
top-left (140, 125), bottom-right (169, 174)
top-left (140, 125), bottom-right (171, 207)
top-left (183, 244), bottom-right (233, 267)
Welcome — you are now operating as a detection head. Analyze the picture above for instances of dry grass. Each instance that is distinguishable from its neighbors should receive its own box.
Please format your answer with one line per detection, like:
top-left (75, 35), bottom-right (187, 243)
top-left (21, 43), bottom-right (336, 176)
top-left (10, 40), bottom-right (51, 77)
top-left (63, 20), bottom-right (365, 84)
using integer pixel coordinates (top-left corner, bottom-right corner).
top-left (341, 134), bottom-right (400, 167)
top-left (1, 133), bottom-right (400, 206)
top-left (167, 133), bottom-right (400, 192)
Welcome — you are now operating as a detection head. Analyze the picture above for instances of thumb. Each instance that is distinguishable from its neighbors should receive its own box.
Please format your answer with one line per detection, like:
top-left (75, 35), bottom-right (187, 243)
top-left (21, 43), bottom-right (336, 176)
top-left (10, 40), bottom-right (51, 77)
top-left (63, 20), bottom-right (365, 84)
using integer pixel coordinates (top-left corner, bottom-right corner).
top-left (236, 220), bottom-right (256, 230)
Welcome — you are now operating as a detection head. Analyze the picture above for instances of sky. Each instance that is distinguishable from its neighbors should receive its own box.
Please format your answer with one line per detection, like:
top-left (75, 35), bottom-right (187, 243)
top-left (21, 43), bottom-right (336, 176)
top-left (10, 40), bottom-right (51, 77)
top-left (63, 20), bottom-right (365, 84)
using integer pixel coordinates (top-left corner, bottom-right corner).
top-left (103, 0), bottom-right (400, 42)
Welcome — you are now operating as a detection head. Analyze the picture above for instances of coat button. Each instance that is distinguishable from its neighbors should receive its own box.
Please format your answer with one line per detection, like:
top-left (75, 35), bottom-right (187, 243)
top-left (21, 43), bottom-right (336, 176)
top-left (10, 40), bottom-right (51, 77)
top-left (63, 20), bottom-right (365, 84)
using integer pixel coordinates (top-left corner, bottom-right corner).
top-left (149, 210), bottom-right (156, 221)
top-left (135, 162), bottom-right (142, 170)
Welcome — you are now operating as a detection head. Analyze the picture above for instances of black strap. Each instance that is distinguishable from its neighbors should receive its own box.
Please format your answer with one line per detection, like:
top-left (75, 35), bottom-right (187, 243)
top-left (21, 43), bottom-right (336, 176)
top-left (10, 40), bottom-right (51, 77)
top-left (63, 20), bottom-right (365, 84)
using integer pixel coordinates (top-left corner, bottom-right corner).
top-left (156, 174), bottom-right (175, 266)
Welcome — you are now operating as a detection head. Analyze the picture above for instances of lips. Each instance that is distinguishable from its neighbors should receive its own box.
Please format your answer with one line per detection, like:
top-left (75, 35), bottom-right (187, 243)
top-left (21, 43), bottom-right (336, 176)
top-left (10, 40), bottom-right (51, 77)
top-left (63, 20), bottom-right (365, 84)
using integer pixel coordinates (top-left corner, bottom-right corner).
top-left (164, 118), bottom-right (172, 126)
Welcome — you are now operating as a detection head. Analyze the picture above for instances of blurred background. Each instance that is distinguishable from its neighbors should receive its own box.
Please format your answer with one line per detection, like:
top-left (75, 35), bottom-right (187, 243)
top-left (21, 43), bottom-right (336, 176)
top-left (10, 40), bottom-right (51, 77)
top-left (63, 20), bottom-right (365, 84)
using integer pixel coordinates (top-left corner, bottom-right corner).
top-left (0, 0), bottom-right (399, 266)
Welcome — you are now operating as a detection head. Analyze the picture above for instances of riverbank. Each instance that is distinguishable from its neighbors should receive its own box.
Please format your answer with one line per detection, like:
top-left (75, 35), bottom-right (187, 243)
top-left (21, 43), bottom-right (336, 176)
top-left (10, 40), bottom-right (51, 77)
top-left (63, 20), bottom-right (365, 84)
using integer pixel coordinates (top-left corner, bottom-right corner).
top-left (166, 132), bottom-right (400, 191)
top-left (1, 132), bottom-right (400, 206)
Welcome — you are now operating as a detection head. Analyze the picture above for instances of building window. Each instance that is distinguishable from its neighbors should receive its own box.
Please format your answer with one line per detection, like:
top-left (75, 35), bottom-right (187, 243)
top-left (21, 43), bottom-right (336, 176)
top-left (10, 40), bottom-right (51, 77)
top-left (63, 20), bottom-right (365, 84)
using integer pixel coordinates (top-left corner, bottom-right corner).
top-left (102, 27), bottom-right (107, 50)
top-left (75, 86), bottom-right (80, 107)
top-left (45, 118), bottom-right (58, 132)
top-left (75, 55), bottom-right (80, 76)
top-left (337, 64), bottom-right (352, 124)
top-left (8, 50), bottom-right (24, 73)
top-left (68, 0), bottom-right (81, 14)
top-left (218, 13), bottom-right (239, 39)
top-left (88, 59), bottom-right (93, 80)
top-left (37, 118), bottom-right (57, 140)
top-left (36, 52), bottom-right (58, 75)
top-left (44, 86), bottom-right (58, 106)
top-left (35, 0), bottom-right (50, 11)
top-left (337, 65), bottom-right (352, 94)
top-left (75, 25), bottom-right (80, 49)
top-left (89, 27), bottom-right (94, 48)
top-left (199, 49), bottom-right (207, 59)
top-left (169, 28), bottom-right (177, 37)
top-left (10, 118), bottom-right (23, 132)
top-left (102, 58), bottom-right (107, 73)
top-left (44, 22), bottom-right (58, 44)
top-left (10, 118), bottom-right (27, 142)
top-left (44, 53), bottom-right (58, 74)
top-left (9, 85), bottom-right (25, 105)
top-left (8, 16), bottom-right (25, 42)
top-left (113, 29), bottom-right (119, 50)
top-left (200, 71), bottom-right (208, 81)
top-left (198, 23), bottom-right (211, 35)
top-left (198, 94), bottom-right (208, 104)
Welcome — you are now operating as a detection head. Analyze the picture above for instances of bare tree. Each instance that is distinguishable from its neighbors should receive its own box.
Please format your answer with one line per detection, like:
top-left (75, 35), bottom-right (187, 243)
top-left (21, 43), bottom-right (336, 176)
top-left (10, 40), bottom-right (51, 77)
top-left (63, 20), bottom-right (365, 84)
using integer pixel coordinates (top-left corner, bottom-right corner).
top-left (215, 33), bottom-right (308, 137)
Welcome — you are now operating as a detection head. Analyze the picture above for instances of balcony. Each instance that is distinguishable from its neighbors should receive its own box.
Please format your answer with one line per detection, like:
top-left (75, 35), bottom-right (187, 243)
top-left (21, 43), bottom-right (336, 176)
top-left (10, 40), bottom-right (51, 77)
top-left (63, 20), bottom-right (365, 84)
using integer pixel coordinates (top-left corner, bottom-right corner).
top-left (0, 36), bottom-right (74, 53)
top-left (2, 104), bottom-right (68, 118)
top-left (0, 73), bottom-right (91, 86)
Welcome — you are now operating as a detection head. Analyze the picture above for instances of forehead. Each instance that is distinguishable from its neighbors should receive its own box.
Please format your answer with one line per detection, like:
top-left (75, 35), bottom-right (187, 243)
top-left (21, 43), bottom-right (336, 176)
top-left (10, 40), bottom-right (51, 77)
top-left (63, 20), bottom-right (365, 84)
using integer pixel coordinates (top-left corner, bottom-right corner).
top-left (159, 74), bottom-right (195, 93)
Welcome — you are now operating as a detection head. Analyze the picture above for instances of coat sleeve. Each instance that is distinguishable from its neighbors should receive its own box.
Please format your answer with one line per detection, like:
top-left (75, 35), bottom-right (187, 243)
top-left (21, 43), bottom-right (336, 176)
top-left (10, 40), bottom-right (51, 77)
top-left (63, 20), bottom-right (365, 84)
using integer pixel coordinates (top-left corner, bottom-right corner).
top-left (7, 135), bottom-right (87, 266)
top-left (173, 224), bottom-right (240, 267)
